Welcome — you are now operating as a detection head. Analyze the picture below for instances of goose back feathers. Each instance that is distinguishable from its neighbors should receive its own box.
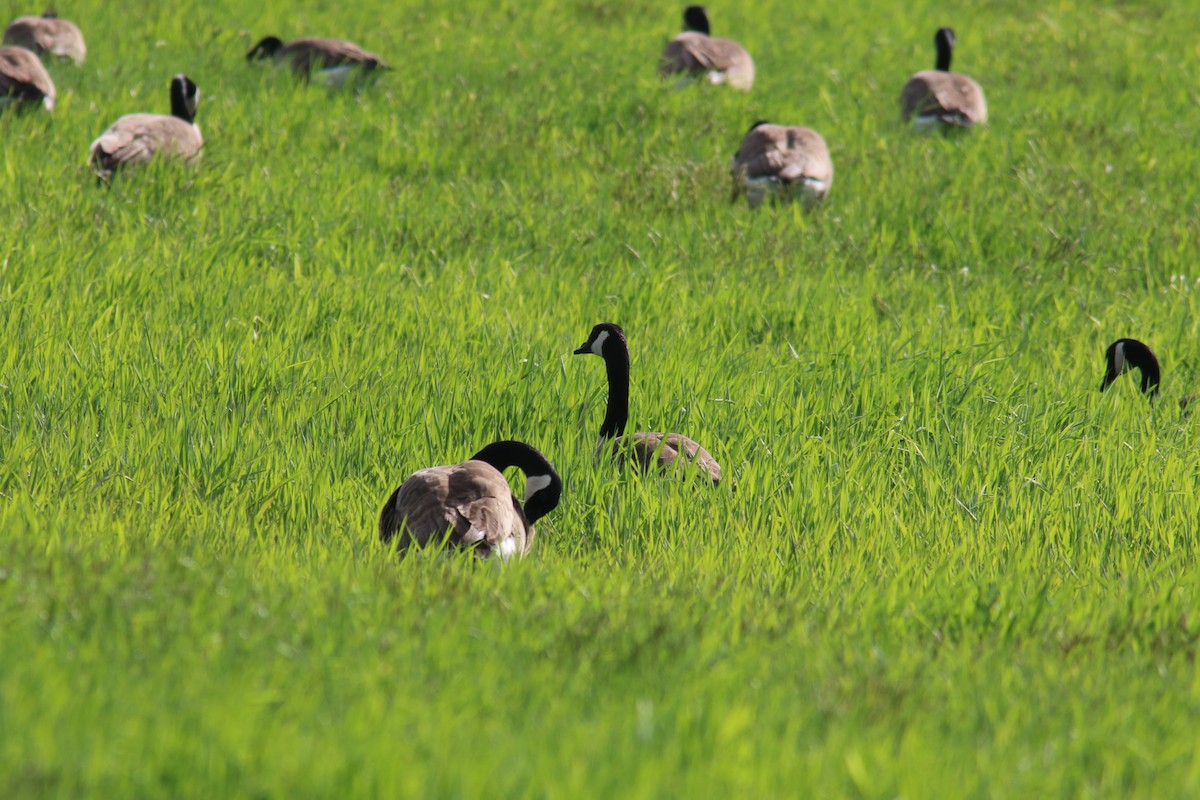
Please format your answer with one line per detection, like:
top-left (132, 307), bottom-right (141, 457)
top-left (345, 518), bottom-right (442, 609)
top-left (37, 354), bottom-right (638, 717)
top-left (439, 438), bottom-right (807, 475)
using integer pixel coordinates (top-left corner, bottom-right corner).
top-left (574, 322), bottom-right (722, 486)
top-left (3, 12), bottom-right (85, 64)
top-left (660, 6), bottom-right (754, 91)
top-left (0, 45), bottom-right (54, 110)
top-left (900, 28), bottom-right (987, 130)
top-left (379, 440), bottom-right (562, 559)
top-left (730, 121), bottom-right (833, 208)
top-left (89, 74), bottom-right (203, 177)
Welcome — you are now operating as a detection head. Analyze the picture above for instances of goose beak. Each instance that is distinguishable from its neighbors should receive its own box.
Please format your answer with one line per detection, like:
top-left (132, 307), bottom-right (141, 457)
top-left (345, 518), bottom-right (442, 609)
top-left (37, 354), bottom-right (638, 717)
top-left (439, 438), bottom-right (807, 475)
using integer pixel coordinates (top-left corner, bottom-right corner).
top-left (573, 343), bottom-right (589, 355)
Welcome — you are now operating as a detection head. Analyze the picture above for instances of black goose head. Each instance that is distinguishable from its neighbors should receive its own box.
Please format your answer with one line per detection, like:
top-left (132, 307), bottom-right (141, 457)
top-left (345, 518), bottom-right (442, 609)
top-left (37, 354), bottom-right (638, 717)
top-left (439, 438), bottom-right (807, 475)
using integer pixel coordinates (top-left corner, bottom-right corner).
top-left (934, 27), bottom-right (956, 72)
top-left (246, 35), bottom-right (285, 61)
top-left (683, 5), bottom-right (711, 35)
top-left (169, 75), bottom-right (199, 123)
top-left (469, 440), bottom-right (563, 524)
top-left (1101, 338), bottom-right (1160, 398)
top-left (42, 10), bottom-right (58, 19)
top-left (573, 322), bottom-right (627, 359)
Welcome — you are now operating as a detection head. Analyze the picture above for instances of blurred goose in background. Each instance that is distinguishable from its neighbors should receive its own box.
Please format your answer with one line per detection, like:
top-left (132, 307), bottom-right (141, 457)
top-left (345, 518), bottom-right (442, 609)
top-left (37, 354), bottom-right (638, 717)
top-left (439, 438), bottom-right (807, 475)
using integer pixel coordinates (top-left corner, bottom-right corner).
top-left (3, 11), bottom-right (86, 64)
top-left (900, 27), bottom-right (987, 131)
top-left (89, 74), bottom-right (203, 178)
top-left (378, 440), bottom-right (562, 559)
top-left (0, 45), bottom-right (54, 111)
top-left (659, 5), bottom-right (754, 91)
top-left (246, 36), bottom-right (388, 88)
top-left (730, 120), bottom-right (833, 208)
top-left (574, 323), bottom-right (723, 486)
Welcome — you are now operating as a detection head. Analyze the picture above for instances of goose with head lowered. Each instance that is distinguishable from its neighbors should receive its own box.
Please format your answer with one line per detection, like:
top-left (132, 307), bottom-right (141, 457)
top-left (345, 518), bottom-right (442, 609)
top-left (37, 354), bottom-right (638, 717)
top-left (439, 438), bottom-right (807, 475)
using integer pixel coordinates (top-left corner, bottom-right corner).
top-left (89, 74), bottom-right (203, 178)
top-left (659, 5), bottom-right (754, 91)
top-left (378, 440), bottom-right (562, 559)
top-left (4, 11), bottom-right (86, 64)
top-left (730, 120), bottom-right (832, 209)
top-left (1101, 338), bottom-right (1198, 411)
top-left (900, 27), bottom-right (987, 132)
top-left (0, 45), bottom-right (54, 111)
top-left (246, 36), bottom-right (388, 88)
top-left (574, 323), bottom-right (722, 486)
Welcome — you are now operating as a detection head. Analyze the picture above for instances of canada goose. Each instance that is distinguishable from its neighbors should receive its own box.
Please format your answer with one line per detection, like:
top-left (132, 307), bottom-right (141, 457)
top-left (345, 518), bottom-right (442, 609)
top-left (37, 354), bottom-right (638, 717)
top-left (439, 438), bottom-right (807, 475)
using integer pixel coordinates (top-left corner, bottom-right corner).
top-left (246, 36), bottom-right (388, 88)
top-left (574, 323), bottom-right (722, 485)
top-left (378, 440), bottom-right (562, 559)
top-left (3, 11), bottom-right (86, 64)
top-left (900, 27), bottom-right (987, 131)
top-left (730, 120), bottom-right (833, 209)
top-left (1100, 339), bottom-right (1160, 398)
top-left (0, 45), bottom-right (54, 111)
top-left (89, 74), bottom-right (203, 178)
top-left (659, 6), bottom-right (754, 91)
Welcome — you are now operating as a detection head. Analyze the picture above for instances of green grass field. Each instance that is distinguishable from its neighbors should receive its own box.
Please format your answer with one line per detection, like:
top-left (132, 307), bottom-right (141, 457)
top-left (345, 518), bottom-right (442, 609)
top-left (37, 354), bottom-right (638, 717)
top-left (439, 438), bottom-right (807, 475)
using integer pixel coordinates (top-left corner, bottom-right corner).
top-left (3, 0), bottom-right (1200, 795)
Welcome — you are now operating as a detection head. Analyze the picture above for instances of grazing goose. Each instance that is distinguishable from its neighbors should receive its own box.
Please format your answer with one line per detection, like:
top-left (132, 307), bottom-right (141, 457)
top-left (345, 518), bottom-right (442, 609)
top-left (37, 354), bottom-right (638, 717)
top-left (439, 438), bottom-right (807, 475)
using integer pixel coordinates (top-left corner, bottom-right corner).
top-left (89, 74), bottom-right (203, 178)
top-left (574, 323), bottom-right (722, 486)
top-left (378, 440), bottom-right (562, 559)
top-left (3, 11), bottom-right (86, 64)
top-left (730, 120), bottom-right (833, 209)
top-left (659, 6), bottom-right (754, 91)
top-left (246, 36), bottom-right (388, 88)
top-left (1100, 339), bottom-right (1160, 398)
top-left (0, 45), bottom-right (54, 111)
top-left (900, 27), bottom-right (987, 131)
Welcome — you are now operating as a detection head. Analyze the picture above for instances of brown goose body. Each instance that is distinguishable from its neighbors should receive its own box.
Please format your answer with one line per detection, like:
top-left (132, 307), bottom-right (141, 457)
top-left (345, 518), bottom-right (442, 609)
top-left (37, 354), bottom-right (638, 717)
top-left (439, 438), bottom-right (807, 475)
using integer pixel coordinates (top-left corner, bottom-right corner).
top-left (659, 6), bottom-right (753, 91)
top-left (89, 75), bottom-right (203, 178)
top-left (378, 440), bottom-right (562, 559)
top-left (247, 36), bottom-right (388, 86)
top-left (0, 45), bottom-right (54, 110)
top-left (575, 322), bottom-right (722, 487)
top-left (3, 13), bottom-right (86, 64)
top-left (900, 28), bottom-right (987, 131)
top-left (730, 122), bottom-right (832, 208)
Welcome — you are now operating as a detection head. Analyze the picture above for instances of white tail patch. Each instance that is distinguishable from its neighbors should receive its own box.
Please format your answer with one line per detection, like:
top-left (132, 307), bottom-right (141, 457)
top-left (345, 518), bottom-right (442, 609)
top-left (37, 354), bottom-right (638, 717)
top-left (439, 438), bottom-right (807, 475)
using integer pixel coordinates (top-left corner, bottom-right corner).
top-left (525, 473), bottom-right (552, 498)
top-left (497, 538), bottom-right (519, 560)
top-left (590, 330), bottom-right (610, 356)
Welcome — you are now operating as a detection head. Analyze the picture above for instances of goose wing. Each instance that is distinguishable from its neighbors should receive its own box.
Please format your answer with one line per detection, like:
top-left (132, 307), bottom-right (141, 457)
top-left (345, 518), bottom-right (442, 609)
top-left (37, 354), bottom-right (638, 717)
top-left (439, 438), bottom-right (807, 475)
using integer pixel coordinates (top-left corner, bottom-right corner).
top-left (900, 71), bottom-right (987, 125)
top-left (607, 432), bottom-right (722, 486)
top-left (89, 114), bottom-right (202, 175)
top-left (0, 46), bottom-right (55, 107)
top-left (731, 125), bottom-right (831, 185)
top-left (379, 461), bottom-right (528, 556)
top-left (3, 16), bottom-right (85, 63)
top-left (279, 37), bottom-right (387, 74)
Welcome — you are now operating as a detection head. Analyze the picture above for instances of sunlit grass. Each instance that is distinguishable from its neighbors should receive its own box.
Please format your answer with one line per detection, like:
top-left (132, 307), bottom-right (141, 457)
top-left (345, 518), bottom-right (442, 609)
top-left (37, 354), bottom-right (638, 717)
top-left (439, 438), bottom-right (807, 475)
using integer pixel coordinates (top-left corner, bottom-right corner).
top-left (2, 0), bottom-right (1200, 795)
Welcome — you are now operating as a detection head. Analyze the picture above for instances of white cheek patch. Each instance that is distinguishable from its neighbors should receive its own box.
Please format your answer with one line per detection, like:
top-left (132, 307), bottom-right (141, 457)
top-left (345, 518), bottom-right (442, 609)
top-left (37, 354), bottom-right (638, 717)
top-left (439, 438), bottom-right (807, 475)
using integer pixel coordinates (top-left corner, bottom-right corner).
top-left (1113, 341), bottom-right (1127, 375)
top-left (590, 330), bottom-right (610, 356)
top-left (525, 474), bottom-right (552, 499)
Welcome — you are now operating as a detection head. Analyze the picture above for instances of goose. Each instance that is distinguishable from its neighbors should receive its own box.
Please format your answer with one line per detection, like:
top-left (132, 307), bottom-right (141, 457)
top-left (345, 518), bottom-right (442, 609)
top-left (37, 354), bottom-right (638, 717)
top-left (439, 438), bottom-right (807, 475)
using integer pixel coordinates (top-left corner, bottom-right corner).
top-left (730, 120), bottom-right (833, 209)
top-left (89, 74), bottom-right (203, 178)
top-left (574, 323), bottom-right (722, 485)
top-left (659, 6), bottom-right (754, 91)
top-left (378, 440), bottom-right (562, 559)
top-left (0, 45), bottom-right (54, 111)
top-left (3, 11), bottom-right (86, 64)
top-left (246, 36), bottom-right (388, 88)
top-left (1101, 338), bottom-right (1198, 412)
top-left (899, 27), bottom-right (987, 131)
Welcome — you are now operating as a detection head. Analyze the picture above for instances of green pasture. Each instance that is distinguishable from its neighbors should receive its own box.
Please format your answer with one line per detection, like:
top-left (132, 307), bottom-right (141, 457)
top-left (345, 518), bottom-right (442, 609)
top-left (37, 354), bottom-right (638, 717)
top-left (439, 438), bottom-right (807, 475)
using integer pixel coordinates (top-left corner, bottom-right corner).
top-left (2, 0), bottom-right (1199, 795)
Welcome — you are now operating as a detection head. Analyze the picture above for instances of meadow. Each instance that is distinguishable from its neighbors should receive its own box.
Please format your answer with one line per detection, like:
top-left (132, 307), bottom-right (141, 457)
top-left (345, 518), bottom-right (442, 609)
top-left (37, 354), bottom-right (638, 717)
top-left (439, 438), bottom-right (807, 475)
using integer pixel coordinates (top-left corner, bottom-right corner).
top-left (3, 0), bottom-right (1200, 795)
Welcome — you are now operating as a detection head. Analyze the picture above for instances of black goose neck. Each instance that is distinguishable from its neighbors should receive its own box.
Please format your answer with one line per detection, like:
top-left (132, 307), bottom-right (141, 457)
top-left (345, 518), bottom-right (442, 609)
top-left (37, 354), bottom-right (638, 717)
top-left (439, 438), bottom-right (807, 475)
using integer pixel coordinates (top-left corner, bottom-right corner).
top-left (935, 30), bottom-right (954, 71)
top-left (683, 6), bottom-right (711, 35)
top-left (469, 440), bottom-right (562, 523)
top-left (599, 342), bottom-right (631, 440)
top-left (169, 79), bottom-right (194, 123)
